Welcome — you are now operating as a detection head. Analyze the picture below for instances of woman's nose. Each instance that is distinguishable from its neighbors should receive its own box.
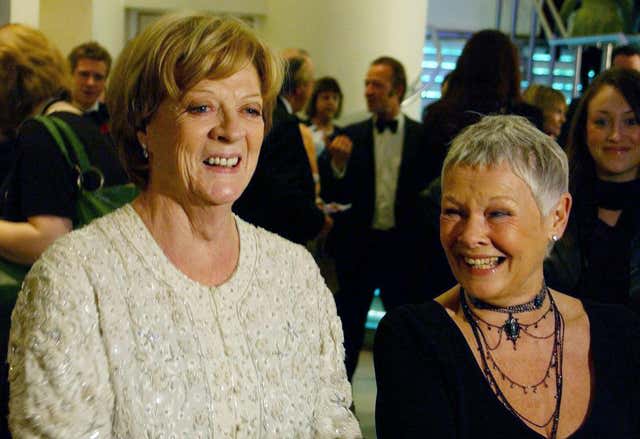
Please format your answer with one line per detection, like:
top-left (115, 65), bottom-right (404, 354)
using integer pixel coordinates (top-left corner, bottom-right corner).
top-left (607, 121), bottom-right (622, 142)
top-left (457, 215), bottom-right (489, 248)
top-left (210, 111), bottom-right (243, 142)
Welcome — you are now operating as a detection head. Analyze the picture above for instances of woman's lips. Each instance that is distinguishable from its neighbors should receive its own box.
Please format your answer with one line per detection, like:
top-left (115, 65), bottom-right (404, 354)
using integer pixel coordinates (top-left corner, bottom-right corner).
top-left (602, 146), bottom-right (631, 154)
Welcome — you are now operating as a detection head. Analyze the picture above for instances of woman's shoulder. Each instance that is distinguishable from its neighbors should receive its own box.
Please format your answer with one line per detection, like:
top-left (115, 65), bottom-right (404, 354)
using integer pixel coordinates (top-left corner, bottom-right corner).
top-left (553, 290), bottom-right (640, 340)
top-left (34, 205), bottom-right (133, 273)
top-left (582, 300), bottom-right (640, 369)
top-left (378, 299), bottom-right (452, 338)
top-left (582, 299), bottom-right (640, 334)
top-left (236, 216), bottom-right (314, 264)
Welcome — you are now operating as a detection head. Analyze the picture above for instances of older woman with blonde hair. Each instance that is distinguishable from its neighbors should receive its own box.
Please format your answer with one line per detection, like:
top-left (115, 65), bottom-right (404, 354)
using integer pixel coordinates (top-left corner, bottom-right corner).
top-left (375, 115), bottom-right (640, 438)
top-left (8, 14), bottom-right (361, 438)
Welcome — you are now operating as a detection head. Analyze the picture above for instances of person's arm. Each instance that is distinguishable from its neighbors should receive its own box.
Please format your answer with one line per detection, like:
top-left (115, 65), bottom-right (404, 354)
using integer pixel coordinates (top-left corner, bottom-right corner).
top-left (374, 307), bottom-right (456, 438)
top-left (326, 135), bottom-right (353, 176)
top-left (8, 255), bottom-right (114, 437)
top-left (317, 135), bottom-right (353, 205)
top-left (311, 261), bottom-right (362, 438)
top-left (0, 215), bottom-right (72, 265)
top-left (1, 116), bottom-right (78, 264)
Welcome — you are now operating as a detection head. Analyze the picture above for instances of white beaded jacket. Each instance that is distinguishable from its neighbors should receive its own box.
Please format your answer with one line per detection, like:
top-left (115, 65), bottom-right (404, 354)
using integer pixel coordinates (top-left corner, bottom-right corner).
top-left (8, 205), bottom-right (361, 438)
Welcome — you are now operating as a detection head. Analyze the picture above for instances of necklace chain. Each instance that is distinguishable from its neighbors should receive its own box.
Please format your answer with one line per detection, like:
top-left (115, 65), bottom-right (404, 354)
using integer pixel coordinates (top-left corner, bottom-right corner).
top-left (469, 283), bottom-right (547, 313)
top-left (466, 300), bottom-right (555, 351)
top-left (466, 283), bottom-right (549, 349)
top-left (460, 287), bottom-right (564, 439)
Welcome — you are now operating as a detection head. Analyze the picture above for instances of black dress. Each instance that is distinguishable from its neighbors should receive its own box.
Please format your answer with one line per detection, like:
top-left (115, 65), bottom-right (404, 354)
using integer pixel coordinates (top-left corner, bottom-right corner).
top-left (2, 111), bottom-right (128, 222)
top-left (374, 300), bottom-right (640, 438)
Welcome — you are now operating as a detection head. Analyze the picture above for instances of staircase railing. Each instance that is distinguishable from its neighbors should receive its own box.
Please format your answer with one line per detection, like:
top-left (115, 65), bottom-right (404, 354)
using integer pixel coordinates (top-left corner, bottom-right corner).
top-left (524, 0), bottom-right (640, 97)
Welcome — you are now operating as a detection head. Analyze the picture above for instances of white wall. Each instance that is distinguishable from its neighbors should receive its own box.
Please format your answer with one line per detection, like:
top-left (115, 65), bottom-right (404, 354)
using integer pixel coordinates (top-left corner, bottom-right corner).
top-left (124, 0), bottom-right (266, 15)
top-left (92, 0), bottom-right (126, 60)
top-left (9, 0), bottom-right (39, 27)
top-left (40, 0), bottom-right (92, 56)
top-left (262, 0), bottom-right (429, 122)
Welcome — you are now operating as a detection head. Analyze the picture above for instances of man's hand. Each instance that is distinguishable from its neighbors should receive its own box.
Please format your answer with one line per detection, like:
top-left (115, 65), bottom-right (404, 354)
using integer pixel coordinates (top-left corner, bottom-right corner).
top-left (327, 135), bottom-right (353, 173)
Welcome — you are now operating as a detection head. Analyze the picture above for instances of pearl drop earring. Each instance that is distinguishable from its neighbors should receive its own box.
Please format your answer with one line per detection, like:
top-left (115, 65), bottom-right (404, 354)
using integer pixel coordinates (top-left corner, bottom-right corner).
top-left (141, 143), bottom-right (149, 159)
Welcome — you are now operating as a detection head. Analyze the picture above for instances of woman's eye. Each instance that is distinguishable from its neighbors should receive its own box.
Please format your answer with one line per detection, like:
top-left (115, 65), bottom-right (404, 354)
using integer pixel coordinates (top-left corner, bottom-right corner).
top-left (624, 117), bottom-right (639, 127)
top-left (592, 118), bottom-right (608, 127)
top-left (244, 106), bottom-right (262, 117)
top-left (488, 211), bottom-right (510, 218)
top-left (187, 105), bottom-right (211, 114)
top-left (442, 208), bottom-right (461, 217)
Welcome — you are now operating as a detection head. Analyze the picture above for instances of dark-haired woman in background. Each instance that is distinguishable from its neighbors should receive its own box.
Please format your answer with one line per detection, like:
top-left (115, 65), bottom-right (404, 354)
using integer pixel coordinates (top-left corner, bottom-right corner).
top-left (545, 68), bottom-right (640, 314)
top-left (306, 76), bottom-right (344, 159)
top-left (421, 29), bottom-right (542, 182)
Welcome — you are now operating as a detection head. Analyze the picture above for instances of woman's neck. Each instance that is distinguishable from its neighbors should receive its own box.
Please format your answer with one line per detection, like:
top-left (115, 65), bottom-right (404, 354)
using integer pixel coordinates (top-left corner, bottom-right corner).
top-left (312, 116), bottom-right (333, 131)
top-left (457, 280), bottom-right (549, 323)
top-left (597, 208), bottom-right (622, 227)
top-left (132, 192), bottom-right (239, 286)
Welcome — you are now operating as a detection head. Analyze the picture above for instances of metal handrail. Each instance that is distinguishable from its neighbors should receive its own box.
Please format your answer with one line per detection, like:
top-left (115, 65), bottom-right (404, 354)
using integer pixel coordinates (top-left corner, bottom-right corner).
top-left (549, 33), bottom-right (640, 47)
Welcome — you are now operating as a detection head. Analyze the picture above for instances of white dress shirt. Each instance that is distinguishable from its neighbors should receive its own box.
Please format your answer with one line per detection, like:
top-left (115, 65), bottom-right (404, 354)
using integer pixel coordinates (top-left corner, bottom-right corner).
top-left (372, 113), bottom-right (405, 230)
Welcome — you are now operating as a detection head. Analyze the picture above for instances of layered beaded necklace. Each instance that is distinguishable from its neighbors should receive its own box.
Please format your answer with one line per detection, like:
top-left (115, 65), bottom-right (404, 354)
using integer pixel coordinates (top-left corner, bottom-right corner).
top-left (460, 285), bottom-right (565, 439)
top-left (467, 285), bottom-right (548, 349)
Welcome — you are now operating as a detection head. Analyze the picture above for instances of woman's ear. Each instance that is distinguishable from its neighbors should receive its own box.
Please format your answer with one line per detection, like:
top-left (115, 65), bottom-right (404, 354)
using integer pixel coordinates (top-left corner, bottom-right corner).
top-left (548, 192), bottom-right (572, 240)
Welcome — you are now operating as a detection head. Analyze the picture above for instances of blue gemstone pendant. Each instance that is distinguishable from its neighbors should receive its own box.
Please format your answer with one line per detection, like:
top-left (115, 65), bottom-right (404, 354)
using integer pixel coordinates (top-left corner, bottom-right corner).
top-left (504, 313), bottom-right (520, 349)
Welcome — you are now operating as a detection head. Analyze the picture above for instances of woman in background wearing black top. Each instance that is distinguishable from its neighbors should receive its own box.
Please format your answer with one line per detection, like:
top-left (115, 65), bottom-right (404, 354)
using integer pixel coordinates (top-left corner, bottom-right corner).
top-left (0, 24), bottom-right (127, 264)
top-left (421, 29), bottom-right (543, 182)
top-left (545, 68), bottom-right (640, 315)
top-left (0, 24), bottom-right (127, 438)
top-left (375, 115), bottom-right (640, 438)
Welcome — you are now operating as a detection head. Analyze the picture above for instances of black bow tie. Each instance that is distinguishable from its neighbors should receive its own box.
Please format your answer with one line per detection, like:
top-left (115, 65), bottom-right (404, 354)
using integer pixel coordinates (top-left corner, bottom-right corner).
top-left (375, 118), bottom-right (398, 134)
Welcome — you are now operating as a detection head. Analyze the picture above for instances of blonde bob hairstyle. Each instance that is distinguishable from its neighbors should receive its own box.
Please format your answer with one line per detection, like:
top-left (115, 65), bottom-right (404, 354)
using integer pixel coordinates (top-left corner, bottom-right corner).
top-left (522, 84), bottom-right (567, 113)
top-left (107, 13), bottom-right (283, 189)
top-left (0, 24), bottom-right (71, 136)
top-left (442, 115), bottom-right (569, 217)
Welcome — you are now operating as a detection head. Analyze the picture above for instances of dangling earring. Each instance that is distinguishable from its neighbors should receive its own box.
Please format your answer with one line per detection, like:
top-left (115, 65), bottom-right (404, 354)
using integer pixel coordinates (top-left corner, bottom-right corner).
top-left (141, 143), bottom-right (149, 159)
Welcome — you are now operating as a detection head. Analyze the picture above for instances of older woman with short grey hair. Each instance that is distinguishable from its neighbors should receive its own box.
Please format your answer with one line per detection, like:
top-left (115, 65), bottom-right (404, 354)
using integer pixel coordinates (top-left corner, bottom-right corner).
top-left (375, 115), bottom-right (640, 438)
top-left (8, 13), bottom-right (361, 438)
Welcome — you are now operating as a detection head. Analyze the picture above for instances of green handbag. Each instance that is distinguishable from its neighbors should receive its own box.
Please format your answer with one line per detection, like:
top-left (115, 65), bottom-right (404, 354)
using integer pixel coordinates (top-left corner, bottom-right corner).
top-left (35, 115), bottom-right (139, 228)
top-left (0, 115), bottom-right (138, 303)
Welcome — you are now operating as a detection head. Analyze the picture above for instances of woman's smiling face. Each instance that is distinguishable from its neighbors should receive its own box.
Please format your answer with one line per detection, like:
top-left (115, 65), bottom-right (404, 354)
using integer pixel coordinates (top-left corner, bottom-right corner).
top-left (586, 85), bottom-right (640, 182)
top-left (440, 162), bottom-right (557, 305)
top-left (138, 64), bottom-right (264, 208)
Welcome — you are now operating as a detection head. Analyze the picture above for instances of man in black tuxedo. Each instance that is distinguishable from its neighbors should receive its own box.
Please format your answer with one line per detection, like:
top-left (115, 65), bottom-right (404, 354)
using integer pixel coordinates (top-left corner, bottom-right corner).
top-left (320, 56), bottom-right (430, 380)
top-left (234, 55), bottom-right (331, 244)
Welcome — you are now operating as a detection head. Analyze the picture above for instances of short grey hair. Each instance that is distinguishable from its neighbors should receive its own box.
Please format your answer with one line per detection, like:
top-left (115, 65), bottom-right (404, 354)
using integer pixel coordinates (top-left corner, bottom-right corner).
top-left (442, 115), bottom-right (568, 216)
